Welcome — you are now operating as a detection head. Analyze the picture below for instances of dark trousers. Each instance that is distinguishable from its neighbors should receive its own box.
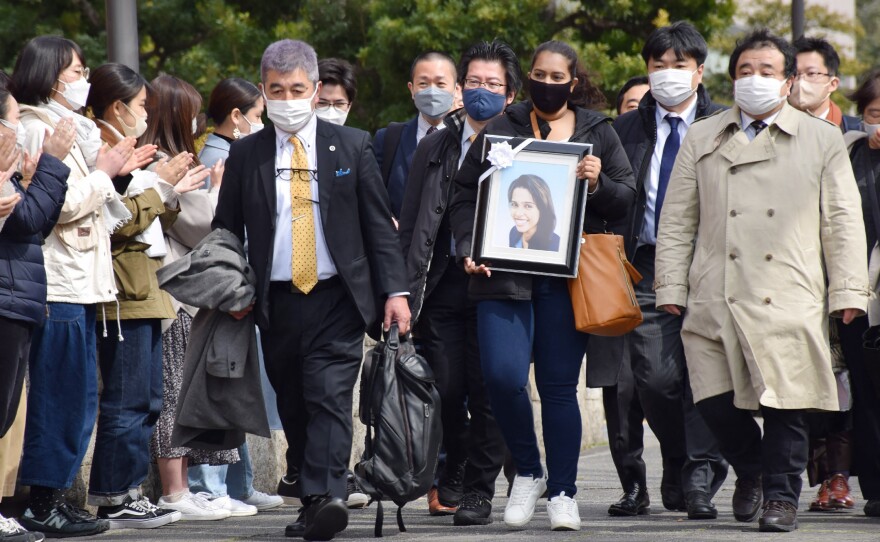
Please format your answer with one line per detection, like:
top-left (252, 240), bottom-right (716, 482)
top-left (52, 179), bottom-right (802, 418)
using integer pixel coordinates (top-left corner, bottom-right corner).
top-left (417, 260), bottom-right (506, 499)
top-left (477, 276), bottom-right (586, 498)
top-left (602, 356), bottom-right (647, 492)
top-left (696, 391), bottom-right (808, 506)
top-left (838, 316), bottom-right (880, 499)
top-left (261, 279), bottom-right (364, 499)
top-left (0, 316), bottom-right (32, 438)
top-left (618, 246), bottom-right (727, 496)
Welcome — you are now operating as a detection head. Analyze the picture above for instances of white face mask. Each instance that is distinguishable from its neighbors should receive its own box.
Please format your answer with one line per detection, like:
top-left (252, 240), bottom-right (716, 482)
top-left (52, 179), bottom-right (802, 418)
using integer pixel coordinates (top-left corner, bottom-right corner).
top-left (0, 118), bottom-right (26, 145)
top-left (242, 115), bottom-right (264, 137)
top-left (649, 68), bottom-right (697, 108)
top-left (315, 106), bottom-right (349, 126)
top-left (789, 79), bottom-right (830, 113)
top-left (264, 87), bottom-right (317, 134)
top-left (191, 117), bottom-right (198, 135)
top-left (57, 77), bottom-right (90, 110)
top-left (117, 102), bottom-right (148, 138)
top-left (734, 75), bottom-right (787, 116)
top-left (863, 121), bottom-right (880, 139)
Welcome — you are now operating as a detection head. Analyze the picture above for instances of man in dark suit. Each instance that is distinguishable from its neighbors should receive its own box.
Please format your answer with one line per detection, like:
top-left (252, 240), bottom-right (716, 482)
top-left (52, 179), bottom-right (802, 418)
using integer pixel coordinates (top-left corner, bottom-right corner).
top-left (373, 51), bottom-right (458, 218)
top-left (213, 39), bottom-right (410, 541)
top-left (588, 22), bottom-right (728, 521)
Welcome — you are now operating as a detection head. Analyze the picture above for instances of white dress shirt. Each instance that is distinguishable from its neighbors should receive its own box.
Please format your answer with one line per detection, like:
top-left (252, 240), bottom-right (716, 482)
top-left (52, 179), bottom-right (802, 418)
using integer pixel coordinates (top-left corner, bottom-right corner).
top-left (270, 114), bottom-right (338, 281)
top-left (417, 114), bottom-right (446, 145)
top-left (639, 97), bottom-right (699, 246)
top-left (458, 119), bottom-right (477, 169)
top-left (740, 110), bottom-right (781, 142)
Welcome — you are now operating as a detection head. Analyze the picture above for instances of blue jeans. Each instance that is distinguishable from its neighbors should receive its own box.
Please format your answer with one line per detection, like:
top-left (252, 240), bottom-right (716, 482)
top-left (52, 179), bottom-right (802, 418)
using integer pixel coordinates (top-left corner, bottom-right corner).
top-left (188, 443), bottom-right (254, 499)
top-left (477, 276), bottom-right (588, 498)
top-left (88, 319), bottom-right (163, 505)
top-left (20, 303), bottom-right (98, 489)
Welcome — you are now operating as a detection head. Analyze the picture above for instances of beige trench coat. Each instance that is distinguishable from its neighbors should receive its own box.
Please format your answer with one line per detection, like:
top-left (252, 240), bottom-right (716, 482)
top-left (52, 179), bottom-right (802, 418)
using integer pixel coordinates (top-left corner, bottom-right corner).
top-left (654, 103), bottom-right (869, 411)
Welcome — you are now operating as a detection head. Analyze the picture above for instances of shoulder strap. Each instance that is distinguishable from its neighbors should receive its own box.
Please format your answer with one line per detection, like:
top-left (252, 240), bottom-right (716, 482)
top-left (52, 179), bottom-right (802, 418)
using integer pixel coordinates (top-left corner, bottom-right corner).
top-left (861, 146), bottom-right (880, 245)
top-left (529, 110), bottom-right (543, 140)
top-left (381, 122), bottom-right (406, 187)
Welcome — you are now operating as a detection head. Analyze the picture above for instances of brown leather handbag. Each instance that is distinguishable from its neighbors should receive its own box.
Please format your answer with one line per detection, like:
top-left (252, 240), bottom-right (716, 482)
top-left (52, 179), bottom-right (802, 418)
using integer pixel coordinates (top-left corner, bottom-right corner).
top-left (568, 233), bottom-right (643, 336)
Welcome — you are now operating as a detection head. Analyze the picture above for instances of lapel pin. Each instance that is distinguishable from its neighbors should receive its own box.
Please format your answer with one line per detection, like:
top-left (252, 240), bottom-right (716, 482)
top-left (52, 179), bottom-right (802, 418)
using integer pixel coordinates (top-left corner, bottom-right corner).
top-left (329, 145), bottom-right (336, 152)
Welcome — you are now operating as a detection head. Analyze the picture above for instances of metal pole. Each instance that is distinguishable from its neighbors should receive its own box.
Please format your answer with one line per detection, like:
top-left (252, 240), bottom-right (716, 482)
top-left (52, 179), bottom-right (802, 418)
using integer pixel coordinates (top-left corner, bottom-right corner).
top-left (106, 0), bottom-right (140, 72)
top-left (792, 0), bottom-right (805, 41)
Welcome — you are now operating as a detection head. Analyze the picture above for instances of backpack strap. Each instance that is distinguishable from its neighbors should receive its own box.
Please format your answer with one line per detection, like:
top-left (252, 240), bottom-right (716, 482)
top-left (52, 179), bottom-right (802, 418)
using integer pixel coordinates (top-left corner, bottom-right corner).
top-left (374, 501), bottom-right (384, 537)
top-left (396, 506), bottom-right (406, 533)
top-left (381, 122), bottom-right (406, 187)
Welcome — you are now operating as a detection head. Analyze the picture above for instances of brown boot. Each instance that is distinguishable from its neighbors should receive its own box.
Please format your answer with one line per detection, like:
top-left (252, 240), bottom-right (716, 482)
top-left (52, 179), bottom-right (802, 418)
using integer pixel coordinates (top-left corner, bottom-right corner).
top-left (758, 501), bottom-right (798, 532)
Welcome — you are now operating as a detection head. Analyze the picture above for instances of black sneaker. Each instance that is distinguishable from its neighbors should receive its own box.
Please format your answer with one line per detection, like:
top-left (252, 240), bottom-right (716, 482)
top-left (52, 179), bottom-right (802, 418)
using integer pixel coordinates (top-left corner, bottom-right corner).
top-left (19, 503), bottom-right (109, 538)
top-left (97, 495), bottom-right (178, 530)
top-left (0, 514), bottom-right (44, 542)
top-left (278, 475), bottom-right (302, 506)
top-left (345, 472), bottom-right (369, 509)
top-left (437, 460), bottom-right (467, 507)
top-left (453, 493), bottom-right (492, 526)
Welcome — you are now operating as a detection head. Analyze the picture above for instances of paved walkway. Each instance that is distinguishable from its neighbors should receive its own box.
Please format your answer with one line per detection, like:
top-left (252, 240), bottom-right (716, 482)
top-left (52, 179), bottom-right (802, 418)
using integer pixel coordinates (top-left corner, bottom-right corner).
top-left (69, 430), bottom-right (880, 541)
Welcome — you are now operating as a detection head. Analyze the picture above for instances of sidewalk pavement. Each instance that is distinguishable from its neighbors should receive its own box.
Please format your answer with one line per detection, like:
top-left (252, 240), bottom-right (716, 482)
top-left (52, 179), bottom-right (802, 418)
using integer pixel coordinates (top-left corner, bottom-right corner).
top-left (68, 429), bottom-right (880, 541)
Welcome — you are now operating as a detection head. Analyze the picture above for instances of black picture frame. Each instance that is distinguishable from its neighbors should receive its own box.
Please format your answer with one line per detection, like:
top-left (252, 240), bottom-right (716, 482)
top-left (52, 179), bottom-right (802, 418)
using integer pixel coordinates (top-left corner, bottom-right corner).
top-left (470, 135), bottom-right (592, 277)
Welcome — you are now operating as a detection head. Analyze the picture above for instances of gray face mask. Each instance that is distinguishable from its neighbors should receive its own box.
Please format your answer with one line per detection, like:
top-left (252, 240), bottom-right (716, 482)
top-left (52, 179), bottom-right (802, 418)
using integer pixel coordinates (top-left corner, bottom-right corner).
top-left (413, 86), bottom-right (454, 119)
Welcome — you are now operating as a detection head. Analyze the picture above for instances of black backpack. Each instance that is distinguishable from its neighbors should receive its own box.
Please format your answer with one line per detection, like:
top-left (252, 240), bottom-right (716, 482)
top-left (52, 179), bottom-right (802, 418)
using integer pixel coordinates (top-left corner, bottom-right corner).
top-left (355, 324), bottom-right (442, 536)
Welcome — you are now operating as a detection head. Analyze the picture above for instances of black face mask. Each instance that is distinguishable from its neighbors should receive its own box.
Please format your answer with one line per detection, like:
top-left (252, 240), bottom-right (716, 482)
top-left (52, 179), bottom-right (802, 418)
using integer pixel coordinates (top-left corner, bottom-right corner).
top-left (528, 78), bottom-right (572, 113)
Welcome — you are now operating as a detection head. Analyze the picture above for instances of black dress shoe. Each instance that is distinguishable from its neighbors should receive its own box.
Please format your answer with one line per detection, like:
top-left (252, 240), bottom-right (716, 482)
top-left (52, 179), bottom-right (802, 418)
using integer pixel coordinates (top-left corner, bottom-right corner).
top-left (285, 508), bottom-right (306, 538)
top-left (608, 483), bottom-right (650, 516)
top-left (732, 476), bottom-right (762, 522)
top-left (661, 463), bottom-right (686, 512)
top-left (278, 475), bottom-right (303, 506)
top-left (686, 490), bottom-right (717, 520)
top-left (303, 497), bottom-right (348, 542)
top-left (453, 493), bottom-right (493, 526)
top-left (758, 500), bottom-right (797, 532)
top-left (865, 500), bottom-right (880, 517)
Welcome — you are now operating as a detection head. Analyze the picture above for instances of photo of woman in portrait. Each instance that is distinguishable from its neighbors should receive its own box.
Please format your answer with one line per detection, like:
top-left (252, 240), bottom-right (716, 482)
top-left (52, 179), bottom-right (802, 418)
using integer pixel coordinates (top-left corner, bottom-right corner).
top-left (507, 174), bottom-right (560, 251)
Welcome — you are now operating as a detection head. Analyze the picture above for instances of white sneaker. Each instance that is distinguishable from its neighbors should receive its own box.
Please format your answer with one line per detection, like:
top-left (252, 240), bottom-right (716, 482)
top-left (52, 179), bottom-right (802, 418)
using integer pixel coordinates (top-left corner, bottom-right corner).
top-left (0, 514), bottom-right (35, 537)
top-left (547, 492), bottom-right (581, 531)
top-left (239, 490), bottom-right (285, 511)
top-left (213, 496), bottom-right (258, 517)
top-left (156, 492), bottom-right (232, 521)
top-left (503, 473), bottom-right (547, 528)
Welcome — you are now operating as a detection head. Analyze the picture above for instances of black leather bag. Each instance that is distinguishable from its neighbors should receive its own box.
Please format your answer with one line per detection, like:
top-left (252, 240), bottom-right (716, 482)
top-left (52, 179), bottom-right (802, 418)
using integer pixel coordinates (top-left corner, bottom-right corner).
top-left (355, 324), bottom-right (442, 536)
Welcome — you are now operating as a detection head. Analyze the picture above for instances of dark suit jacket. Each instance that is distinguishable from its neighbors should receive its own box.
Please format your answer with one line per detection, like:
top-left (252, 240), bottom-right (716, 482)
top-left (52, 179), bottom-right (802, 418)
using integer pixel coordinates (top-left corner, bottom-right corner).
top-left (508, 228), bottom-right (560, 252)
top-left (212, 119), bottom-right (407, 333)
top-left (373, 116), bottom-right (418, 217)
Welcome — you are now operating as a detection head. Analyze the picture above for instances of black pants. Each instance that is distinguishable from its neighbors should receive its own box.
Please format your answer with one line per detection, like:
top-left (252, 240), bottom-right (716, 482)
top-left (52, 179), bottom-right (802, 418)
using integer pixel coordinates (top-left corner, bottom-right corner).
top-left (608, 246), bottom-right (727, 496)
top-left (696, 391), bottom-right (808, 506)
top-left (261, 278), bottom-right (364, 499)
top-left (838, 316), bottom-right (880, 499)
top-left (0, 316), bottom-right (32, 438)
top-left (417, 260), bottom-right (506, 499)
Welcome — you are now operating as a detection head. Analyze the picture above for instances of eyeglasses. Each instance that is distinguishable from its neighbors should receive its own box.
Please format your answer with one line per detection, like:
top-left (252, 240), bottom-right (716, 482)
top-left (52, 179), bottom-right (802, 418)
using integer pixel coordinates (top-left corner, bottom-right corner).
top-left (796, 71), bottom-right (831, 82)
top-left (463, 78), bottom-right (506, 92)
top-left (66, 67), bottom-right (89, 81)
top-left (276, 168), bottom-right (317, 182)
top-left (316, 100), bottom-right (351, 112)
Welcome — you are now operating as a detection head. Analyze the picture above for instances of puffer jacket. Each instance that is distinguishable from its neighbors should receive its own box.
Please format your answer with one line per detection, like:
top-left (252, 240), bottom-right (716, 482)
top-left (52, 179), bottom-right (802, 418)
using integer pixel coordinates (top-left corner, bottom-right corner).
top-left (448, 100), bottom-right (636, 301)
top-left (18, 104), bottom-right (120, 304)
top-left (0, 154), bottom-right (69, 324)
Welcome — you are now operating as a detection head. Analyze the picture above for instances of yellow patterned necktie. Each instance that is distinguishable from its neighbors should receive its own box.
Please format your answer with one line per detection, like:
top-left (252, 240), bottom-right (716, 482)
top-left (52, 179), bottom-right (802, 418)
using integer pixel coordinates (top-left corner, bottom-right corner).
top-left (289, 136), bottom-right (318, 294)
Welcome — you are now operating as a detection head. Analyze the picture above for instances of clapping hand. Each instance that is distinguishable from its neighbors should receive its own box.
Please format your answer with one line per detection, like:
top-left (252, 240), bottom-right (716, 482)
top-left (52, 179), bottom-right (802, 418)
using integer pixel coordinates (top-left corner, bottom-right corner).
top-left (155, 152), bottom-right (193, 185)
top-left (118, 144), bottom-right (158, 177)
top-left (0, 133), bottom-right (20, 172)
top-left (0, 164), bottom-right (22, 218)
top-left (174, 164), bottom-right (210, 194)
top-left (209, 159), bottom-right (224, 191)
top-left (42, 118), bottom-right (76, 160)
top-left (96, 137), bottom-right (136, 178)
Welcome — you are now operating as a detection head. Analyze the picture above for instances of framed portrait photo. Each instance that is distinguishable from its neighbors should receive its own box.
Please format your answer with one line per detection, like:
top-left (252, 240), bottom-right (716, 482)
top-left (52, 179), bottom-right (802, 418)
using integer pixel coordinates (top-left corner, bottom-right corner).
top-left (470, 136), bottom-right (593, 277)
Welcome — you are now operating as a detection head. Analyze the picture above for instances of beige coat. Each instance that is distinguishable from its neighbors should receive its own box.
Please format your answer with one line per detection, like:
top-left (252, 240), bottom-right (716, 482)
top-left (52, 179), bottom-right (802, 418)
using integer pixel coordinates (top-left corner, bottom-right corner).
top-left (19, 104), bottom-right (119, 304)
top-left (654, 103), bottom-right (869, 411)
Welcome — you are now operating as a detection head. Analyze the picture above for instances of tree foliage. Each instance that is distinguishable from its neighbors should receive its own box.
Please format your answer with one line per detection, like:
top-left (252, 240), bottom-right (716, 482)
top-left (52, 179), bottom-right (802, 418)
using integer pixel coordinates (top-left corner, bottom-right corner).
top-left (0, 0), bottom-right (738, 130)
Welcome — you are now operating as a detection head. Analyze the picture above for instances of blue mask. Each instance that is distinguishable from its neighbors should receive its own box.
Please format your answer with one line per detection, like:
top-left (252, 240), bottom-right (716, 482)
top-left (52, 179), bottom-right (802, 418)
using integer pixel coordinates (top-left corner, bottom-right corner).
top-left (462, 88), bottom-right (506, 121)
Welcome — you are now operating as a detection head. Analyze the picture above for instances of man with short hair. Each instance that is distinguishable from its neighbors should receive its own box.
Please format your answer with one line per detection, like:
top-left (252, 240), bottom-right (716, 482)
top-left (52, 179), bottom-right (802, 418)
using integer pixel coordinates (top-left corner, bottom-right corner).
top-left (616, 75), bottom-right (649, 115)
top-left (213, 39), bottom-right (410, 540)
top-left (655, 29), bottom-right (869, 532)
top-left (316, 58), bottom-right (357, 126)
top-left (374, 52), bottom-right (458, 217)
top-left (592, 21), bottom-right (728, 521)
top-left (789, 36), bottom-right (859, 131)
top-left (398, 39), bottom-right (522, 526)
